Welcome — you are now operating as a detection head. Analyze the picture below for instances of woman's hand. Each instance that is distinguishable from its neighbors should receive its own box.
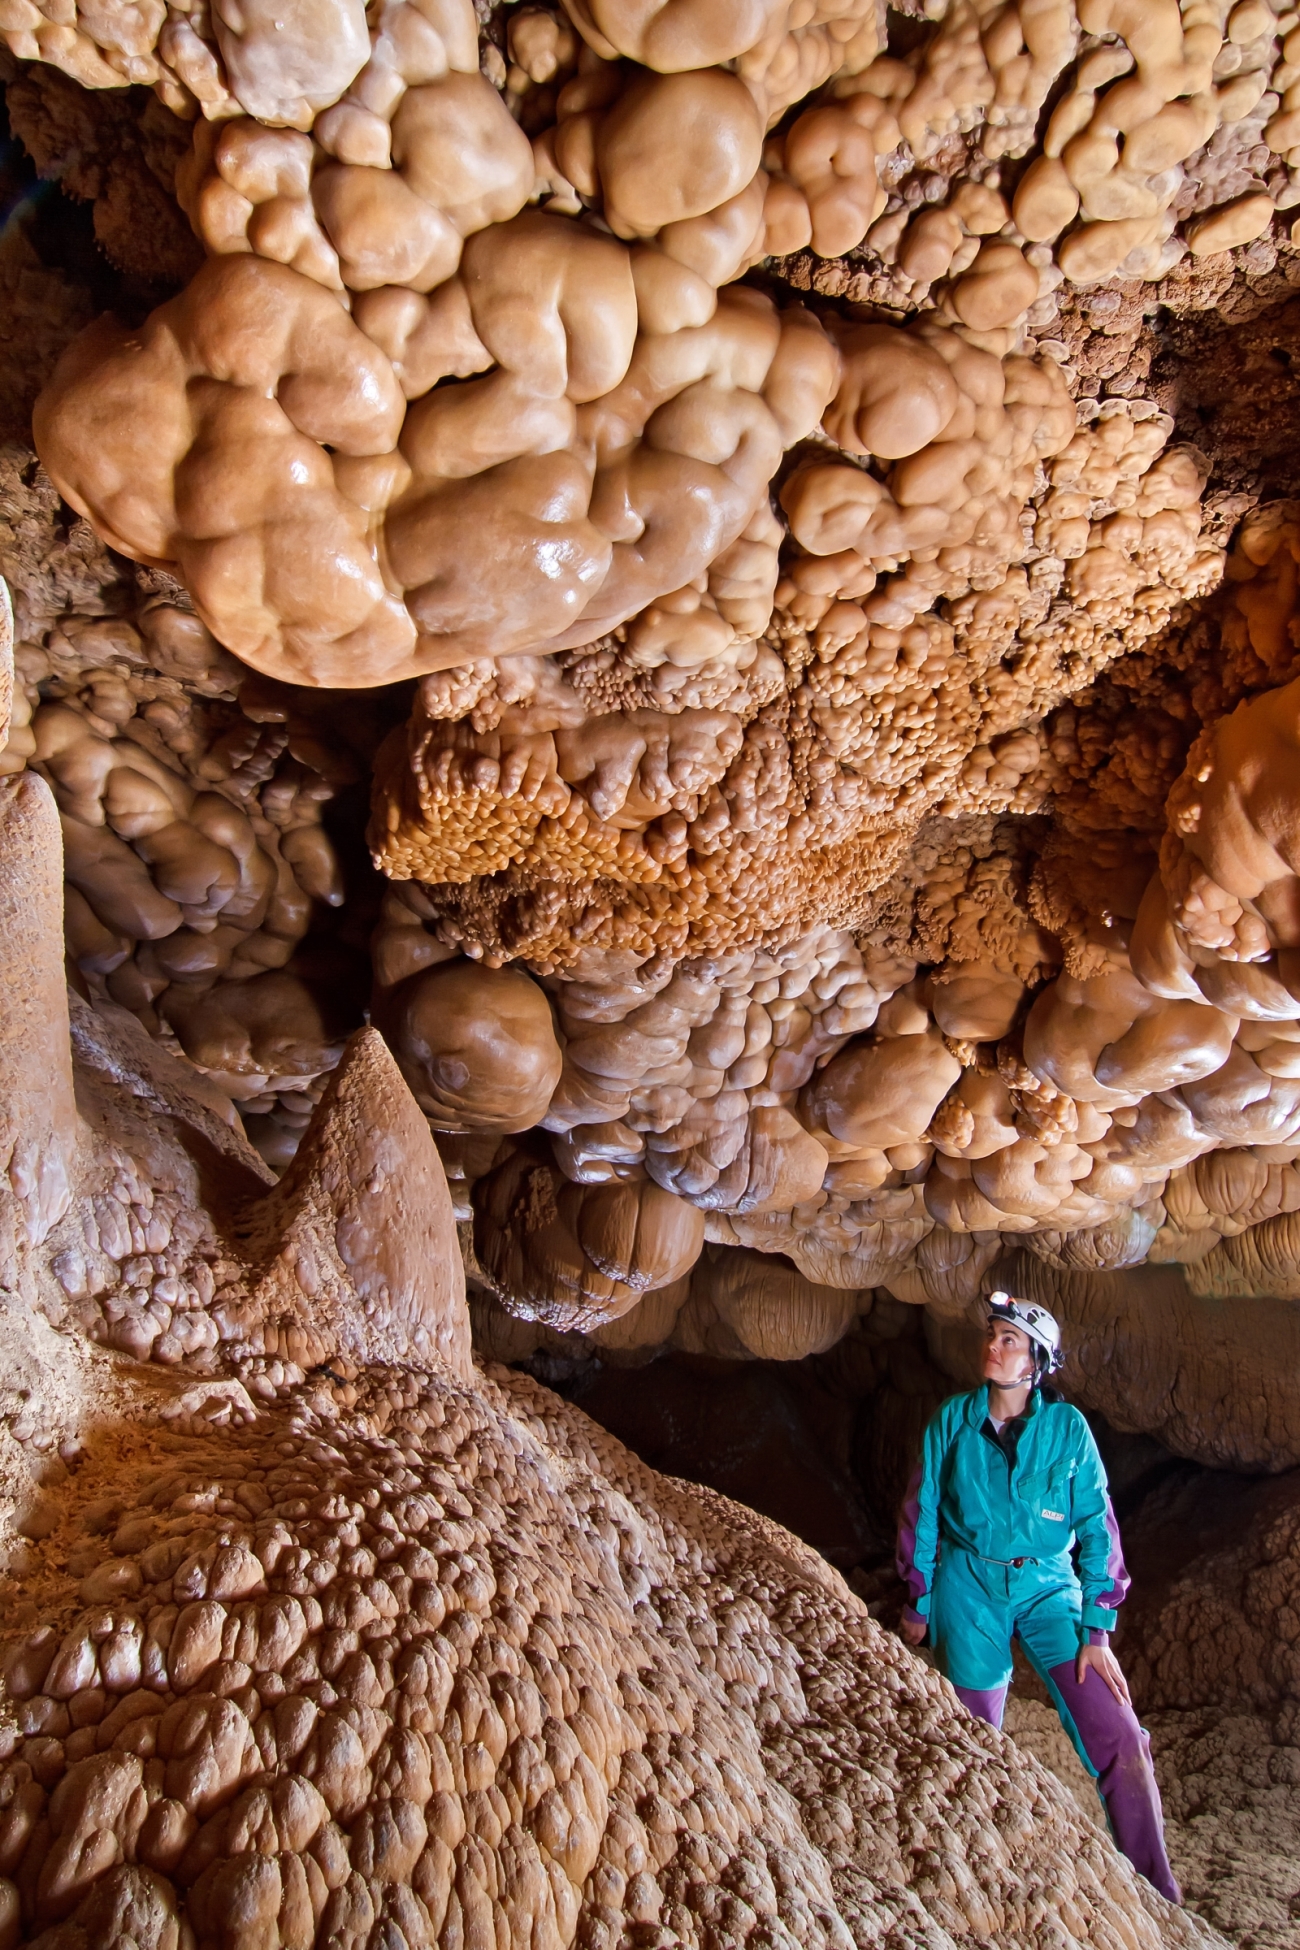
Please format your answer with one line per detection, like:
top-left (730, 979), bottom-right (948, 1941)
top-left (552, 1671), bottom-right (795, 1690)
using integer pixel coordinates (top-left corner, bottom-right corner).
top-left (1076, 1640), bottom-right (1131, 1705)
top-left (901, 1614), bottom-right (927, 1647)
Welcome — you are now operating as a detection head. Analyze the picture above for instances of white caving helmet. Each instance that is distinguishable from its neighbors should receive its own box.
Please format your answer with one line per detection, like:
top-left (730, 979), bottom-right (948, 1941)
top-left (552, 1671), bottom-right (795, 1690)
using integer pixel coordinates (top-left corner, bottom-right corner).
top-left (985, 1291), bottom-right (1064, 1378)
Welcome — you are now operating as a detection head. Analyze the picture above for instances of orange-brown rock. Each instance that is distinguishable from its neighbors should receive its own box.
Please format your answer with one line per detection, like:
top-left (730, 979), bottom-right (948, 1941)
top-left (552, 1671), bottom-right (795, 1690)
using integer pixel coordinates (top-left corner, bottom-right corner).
top-left (0, 747), bottom-right (1216, 1950)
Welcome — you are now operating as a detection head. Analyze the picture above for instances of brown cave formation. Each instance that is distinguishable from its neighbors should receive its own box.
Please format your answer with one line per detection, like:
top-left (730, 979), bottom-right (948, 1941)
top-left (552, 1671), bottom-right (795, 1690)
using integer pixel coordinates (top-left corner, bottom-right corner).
top-left (8, 0), bottom-right (1300, 1936)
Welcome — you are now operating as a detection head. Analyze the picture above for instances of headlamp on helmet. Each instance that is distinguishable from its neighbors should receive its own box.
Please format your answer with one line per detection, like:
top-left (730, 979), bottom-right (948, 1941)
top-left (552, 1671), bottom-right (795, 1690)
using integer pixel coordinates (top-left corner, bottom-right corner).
top-left (986, 1291), bottom-right (1063, 1378)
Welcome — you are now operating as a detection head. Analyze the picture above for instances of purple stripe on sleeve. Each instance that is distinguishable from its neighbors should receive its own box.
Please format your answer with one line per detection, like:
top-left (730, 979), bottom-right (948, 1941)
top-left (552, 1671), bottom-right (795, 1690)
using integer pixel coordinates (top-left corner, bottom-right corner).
top-left (896, 1458), bottom-right (930, 1614)
top-left (1096, 1490), bottom-right (1130, 1611)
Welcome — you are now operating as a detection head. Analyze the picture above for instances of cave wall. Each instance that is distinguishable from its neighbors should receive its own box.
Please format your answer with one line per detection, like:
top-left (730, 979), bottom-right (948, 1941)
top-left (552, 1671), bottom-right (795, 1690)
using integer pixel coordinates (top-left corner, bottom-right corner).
top-left (0, 678), bottom-right (1223, 1949)
top-left (9, 0), bottom-right (1300, 1391)
top-left (9, 0), bottom-right (1300, 1936)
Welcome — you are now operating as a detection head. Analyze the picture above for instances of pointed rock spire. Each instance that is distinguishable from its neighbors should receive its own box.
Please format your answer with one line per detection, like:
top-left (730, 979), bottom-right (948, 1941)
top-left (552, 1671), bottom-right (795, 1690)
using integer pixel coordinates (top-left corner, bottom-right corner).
top-left (241, 1027), bottom-right (472, 1379)
top-left (0, 601), bottom-right (78, 1281)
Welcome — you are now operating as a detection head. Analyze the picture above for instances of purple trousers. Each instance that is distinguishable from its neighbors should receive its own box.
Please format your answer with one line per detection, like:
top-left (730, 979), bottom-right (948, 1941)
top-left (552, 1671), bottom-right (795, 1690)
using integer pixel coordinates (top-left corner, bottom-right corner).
top-left (954, 1665), bottom-right (1181, 1904)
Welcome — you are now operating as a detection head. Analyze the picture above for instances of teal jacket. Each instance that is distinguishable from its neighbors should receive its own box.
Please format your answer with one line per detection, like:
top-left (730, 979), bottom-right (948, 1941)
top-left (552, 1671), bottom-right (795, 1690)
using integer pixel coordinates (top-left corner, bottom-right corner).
top-left (896, 1385), bottom-right (1128, 1633)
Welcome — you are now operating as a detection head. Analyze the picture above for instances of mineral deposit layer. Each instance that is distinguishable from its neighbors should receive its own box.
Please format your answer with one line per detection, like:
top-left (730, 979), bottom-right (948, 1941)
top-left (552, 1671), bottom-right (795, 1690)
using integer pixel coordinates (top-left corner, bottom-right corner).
top-left (5, 0), bottom-right (1300, 1936)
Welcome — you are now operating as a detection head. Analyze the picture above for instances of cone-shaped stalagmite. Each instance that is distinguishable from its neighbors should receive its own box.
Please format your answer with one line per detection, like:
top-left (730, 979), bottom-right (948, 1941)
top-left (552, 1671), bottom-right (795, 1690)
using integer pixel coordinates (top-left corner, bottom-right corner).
top-left (0, 594), bottom-right (78, 1280)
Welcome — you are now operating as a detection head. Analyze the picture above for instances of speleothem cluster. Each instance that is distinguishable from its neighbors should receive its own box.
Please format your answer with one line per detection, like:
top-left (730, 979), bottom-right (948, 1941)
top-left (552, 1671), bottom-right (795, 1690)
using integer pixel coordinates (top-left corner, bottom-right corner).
top-left (0, 0), bottom-right (1300, 1388)
top-left (13, 0), bottom-right (1300, 1356)
top-left (11, 0), bottom-right (1300, 1936)
top-left (0, 692), bottom-right (1224, 1949)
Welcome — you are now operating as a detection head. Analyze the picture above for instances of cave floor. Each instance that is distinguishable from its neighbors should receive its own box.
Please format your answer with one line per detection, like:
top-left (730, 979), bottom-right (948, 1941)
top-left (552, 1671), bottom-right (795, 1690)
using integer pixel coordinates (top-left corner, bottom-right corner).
top-left (1005, 1693), bottom-right (1300, 1950)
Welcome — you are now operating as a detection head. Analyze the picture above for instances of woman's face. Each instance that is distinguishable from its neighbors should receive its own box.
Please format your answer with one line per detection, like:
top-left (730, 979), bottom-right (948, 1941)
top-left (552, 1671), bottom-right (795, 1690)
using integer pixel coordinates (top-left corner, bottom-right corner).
top-left (983, 1320), bottom-right (1036, 1390)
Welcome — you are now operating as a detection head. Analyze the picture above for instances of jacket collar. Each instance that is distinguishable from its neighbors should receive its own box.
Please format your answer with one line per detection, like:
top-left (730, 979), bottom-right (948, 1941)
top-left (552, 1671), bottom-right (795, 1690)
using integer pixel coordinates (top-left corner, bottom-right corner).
top-left (966, 1382), bottom-right (1042, 1428)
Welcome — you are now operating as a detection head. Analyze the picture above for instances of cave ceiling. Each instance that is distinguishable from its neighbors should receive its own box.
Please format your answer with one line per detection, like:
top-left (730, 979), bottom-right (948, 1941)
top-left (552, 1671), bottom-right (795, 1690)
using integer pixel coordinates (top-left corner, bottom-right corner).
top-left (5, 0), bottom-right (1300, 1374)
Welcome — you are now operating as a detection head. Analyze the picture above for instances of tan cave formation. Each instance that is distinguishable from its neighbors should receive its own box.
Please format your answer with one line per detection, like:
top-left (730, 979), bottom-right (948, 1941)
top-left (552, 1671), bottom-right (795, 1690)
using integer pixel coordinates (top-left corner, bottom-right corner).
top-left (0, 674), bottom-right (1222, 1949)
top-left (13, 0), bottom-right (1300, 1935)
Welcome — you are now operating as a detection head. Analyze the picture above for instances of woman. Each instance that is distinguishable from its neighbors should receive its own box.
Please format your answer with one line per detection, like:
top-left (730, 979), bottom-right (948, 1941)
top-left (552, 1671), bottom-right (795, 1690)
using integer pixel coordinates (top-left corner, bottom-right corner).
top-left (896, 1292), bottom-right (1180, 1902)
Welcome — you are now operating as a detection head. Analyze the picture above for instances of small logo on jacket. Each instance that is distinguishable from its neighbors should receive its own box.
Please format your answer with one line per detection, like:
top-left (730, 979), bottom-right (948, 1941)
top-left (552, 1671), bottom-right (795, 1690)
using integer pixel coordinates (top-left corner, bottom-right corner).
top-left (1042, 1508), bottom-right (1065, 1520)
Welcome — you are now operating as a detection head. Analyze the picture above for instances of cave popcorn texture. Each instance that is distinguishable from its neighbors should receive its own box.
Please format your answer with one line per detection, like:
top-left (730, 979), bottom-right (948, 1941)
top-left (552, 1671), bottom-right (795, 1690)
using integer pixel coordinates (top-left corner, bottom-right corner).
top-left (16, 0), bottom-right (1300, 1935)
top-left (9, 0), bottom-right (1300, 1478)
top-left (0, 631), bottom-right (1224, 1949)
